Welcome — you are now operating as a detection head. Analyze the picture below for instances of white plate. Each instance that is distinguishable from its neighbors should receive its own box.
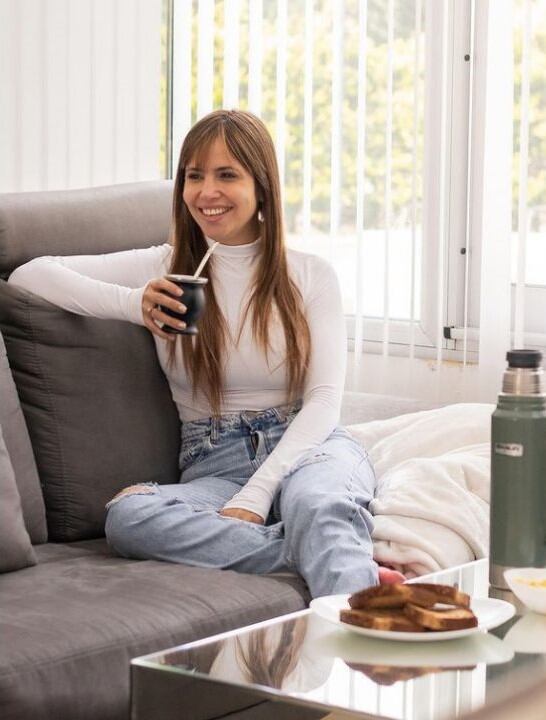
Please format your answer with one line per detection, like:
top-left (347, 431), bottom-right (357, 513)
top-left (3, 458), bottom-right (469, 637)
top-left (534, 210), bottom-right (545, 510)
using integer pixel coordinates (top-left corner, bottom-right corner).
top-left (310, 593), bottom-right (515, 642)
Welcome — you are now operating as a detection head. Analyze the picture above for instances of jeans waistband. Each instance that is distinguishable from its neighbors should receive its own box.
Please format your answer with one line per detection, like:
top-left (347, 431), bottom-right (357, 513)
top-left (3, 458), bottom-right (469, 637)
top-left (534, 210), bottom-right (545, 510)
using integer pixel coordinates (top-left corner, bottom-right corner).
top-left (182, 399), bottom-right (303, 444)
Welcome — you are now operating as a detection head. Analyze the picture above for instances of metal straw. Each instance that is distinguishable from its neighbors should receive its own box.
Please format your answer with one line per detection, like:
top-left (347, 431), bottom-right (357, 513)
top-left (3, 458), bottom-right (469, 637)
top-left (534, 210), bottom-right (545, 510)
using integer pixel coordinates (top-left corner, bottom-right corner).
top-left (193, 241), bottom-right (219, 279)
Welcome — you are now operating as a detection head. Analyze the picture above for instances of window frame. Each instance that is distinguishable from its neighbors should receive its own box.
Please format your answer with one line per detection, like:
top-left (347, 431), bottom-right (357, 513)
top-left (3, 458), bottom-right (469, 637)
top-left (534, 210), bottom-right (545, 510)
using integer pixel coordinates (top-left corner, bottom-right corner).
top-left (451, 0), bottom-right (546, 354)
top-left (347, 0), bottom-right (473, 358)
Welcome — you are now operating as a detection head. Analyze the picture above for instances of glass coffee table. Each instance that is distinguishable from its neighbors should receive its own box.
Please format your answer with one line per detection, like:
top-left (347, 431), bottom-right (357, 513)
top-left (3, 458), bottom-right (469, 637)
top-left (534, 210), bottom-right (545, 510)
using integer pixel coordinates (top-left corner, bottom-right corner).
top-left (131, 560), bottom-right (546, 720)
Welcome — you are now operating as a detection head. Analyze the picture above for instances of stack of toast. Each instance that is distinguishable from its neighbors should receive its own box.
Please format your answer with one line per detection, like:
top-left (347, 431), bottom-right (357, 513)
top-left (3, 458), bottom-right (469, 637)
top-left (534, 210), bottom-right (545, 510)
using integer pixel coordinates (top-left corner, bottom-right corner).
top-left (340, 583), bottom-right (478, 633)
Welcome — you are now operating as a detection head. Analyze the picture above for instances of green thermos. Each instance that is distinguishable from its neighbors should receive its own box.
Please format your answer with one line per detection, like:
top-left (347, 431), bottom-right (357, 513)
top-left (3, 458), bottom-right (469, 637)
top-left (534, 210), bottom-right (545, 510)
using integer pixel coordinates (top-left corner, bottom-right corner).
top-left (489, 349), bottom-right (546, 591)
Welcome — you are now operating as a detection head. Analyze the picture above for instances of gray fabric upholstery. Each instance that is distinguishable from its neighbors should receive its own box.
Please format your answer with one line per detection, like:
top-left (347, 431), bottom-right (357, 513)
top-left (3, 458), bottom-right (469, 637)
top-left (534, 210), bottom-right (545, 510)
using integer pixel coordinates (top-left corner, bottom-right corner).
top-left (0, 181), bottom-right (173, 278)
top-left (33, 538), bottom-right (114, 565)
top-left (0, 426), bottom-right (36, 572)
top-left (0, 540), bottom-right (307, 720)
top-left (0, 333), bottom-right (46, 543)
top-left (0, 282), bottom-right (181, 542)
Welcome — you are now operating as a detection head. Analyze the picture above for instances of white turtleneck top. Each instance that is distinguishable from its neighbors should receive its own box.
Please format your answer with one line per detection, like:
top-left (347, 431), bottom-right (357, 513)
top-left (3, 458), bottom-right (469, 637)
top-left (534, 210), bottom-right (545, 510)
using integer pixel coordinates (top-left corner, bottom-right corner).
top-left (8, 238), bottom-right (347, 519)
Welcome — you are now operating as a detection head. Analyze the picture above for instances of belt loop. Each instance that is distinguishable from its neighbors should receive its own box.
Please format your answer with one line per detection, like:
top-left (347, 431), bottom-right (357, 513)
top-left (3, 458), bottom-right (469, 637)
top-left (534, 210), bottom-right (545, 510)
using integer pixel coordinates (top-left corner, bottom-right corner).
top-left (272, 406), bottom-right (285, 422)
top-left (210, 416), bottom-right (219, 443)
top-left (240, 411), bottom-right (251, 430)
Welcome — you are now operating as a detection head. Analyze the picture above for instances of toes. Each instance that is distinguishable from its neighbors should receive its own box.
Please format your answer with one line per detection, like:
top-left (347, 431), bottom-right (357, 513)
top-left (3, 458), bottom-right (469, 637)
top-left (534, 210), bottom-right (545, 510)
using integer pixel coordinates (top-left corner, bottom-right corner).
top-left (378, 566), bottom-right (406, 584)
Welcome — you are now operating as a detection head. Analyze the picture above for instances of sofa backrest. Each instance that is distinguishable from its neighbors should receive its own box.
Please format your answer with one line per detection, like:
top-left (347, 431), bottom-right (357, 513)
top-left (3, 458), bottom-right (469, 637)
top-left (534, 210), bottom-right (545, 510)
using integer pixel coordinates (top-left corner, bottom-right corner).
top-left (0, 182), bottom-right (181, 543)
top-left (0, 181), bottom-right (174, 279)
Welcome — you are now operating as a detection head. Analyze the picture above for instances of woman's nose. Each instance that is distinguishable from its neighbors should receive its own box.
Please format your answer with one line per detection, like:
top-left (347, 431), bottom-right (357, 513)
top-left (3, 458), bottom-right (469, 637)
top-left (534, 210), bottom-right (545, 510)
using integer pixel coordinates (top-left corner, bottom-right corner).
top-left (199, 176), bottom-right (220, 198)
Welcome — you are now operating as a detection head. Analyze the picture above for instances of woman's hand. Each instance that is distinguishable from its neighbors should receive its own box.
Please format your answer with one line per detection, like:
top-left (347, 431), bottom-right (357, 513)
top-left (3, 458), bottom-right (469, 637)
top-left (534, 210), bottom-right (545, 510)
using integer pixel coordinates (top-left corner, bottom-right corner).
top-left (219, 508), bottom-right (265, 525)
top-left (142, 277), bottom-right (187, 340)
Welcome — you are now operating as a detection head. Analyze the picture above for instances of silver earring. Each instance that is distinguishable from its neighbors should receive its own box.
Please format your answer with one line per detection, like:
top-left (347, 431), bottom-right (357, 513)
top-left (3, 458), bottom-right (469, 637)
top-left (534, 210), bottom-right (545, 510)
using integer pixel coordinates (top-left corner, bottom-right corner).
top-left (257, 208), bottom-right (264, 223)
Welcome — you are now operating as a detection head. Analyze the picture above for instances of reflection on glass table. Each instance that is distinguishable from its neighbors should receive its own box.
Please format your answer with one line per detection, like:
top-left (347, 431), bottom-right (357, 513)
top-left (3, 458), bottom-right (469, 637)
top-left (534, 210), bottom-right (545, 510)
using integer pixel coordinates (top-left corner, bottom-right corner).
top-left (131, 559), bottom-right (546, 720)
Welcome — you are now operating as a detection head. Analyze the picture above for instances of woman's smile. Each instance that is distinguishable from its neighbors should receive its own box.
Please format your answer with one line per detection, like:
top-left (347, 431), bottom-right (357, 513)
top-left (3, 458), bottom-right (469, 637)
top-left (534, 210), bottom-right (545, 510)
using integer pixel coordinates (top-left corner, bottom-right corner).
top-left (199, 206), bottom-right (233, 220)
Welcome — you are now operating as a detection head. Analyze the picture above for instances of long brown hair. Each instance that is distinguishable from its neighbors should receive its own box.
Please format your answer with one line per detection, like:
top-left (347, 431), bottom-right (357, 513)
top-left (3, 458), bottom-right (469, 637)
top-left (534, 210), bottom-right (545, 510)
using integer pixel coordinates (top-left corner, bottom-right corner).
top-left (169, 109), bottom-right (311, 416)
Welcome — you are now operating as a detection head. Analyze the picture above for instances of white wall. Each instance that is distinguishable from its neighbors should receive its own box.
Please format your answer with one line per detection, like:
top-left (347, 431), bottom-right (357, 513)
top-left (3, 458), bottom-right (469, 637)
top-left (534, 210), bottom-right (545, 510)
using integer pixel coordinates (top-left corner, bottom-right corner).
top-left (0, 0), bottom-right (163, 193)
top-left (346, 351), bottom-right (498, 405)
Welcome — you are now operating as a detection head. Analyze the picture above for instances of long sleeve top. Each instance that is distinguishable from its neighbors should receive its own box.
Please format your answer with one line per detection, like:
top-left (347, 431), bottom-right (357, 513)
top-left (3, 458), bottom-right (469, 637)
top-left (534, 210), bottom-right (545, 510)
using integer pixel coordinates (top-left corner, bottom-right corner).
top-left (8, 237), bottom-right (347, 519)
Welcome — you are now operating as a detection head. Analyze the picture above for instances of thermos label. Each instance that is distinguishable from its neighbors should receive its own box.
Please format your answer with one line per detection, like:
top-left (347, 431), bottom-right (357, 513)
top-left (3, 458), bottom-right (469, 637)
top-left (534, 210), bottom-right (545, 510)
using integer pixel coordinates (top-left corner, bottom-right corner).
top-left (494, 442), bottom-right (524, 457)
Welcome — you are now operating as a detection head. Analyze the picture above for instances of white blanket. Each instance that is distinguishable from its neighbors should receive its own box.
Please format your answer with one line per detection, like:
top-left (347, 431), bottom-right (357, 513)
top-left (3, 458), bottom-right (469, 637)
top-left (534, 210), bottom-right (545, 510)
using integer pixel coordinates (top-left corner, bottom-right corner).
top-left (347, 403), bottom-right (495, 578)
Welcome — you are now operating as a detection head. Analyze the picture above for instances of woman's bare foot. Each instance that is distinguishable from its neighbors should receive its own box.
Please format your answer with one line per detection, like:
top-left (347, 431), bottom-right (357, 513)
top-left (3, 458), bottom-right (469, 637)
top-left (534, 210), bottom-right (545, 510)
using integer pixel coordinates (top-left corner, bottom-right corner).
top-left (378, 566), bottom-right (406, 584)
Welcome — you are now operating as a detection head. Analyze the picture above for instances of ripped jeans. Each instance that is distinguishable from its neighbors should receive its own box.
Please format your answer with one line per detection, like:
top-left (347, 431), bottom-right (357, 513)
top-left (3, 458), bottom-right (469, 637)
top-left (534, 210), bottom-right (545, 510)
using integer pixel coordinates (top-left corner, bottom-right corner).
top-left (105, 401), bottom-right (378, 598)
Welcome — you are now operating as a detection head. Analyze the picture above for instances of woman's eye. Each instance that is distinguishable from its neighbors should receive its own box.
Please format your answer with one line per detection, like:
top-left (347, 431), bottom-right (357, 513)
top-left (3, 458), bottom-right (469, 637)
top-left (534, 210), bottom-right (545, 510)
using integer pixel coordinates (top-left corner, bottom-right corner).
top-left (185, 172), bottom-right (201, 180)
top-left (220, 172), bottom-right (237, 179)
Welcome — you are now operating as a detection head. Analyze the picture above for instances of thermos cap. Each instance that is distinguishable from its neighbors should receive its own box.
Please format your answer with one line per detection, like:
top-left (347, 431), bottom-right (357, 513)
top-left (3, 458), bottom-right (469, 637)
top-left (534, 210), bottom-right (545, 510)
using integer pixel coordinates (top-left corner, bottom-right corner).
top-left (502, 349), bottom-right (545, 395)
top-left (506, 349), bottom-right (543, 369)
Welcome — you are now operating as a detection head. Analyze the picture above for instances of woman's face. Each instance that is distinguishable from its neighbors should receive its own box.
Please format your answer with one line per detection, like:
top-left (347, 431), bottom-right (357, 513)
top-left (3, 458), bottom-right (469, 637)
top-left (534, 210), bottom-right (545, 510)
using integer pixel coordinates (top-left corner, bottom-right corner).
top-left (183, 137), bottom-right (260, 246)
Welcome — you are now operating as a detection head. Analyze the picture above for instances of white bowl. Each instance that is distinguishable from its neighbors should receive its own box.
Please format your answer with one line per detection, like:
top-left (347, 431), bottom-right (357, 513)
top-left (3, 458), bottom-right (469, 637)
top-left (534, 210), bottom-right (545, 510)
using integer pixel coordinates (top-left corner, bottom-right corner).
top-left (504, 568), bottom-right (546, 614)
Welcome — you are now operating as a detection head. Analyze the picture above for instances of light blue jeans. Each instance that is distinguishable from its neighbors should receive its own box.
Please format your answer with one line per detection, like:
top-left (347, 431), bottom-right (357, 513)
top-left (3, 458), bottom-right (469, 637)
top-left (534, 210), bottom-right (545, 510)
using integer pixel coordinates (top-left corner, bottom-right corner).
top-left (105, 402), bottom-right (378, 598)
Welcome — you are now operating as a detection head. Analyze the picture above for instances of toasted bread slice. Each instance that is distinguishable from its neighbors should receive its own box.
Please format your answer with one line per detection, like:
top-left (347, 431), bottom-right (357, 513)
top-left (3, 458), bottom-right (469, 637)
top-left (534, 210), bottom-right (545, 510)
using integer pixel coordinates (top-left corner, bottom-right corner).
top-left (408, 583), bottom-right (471, 609)
top-left (404, 603), bottom-right (478, 631)
top-left (340, 607), bottom-right (425, 632)
top-left (348, 583), bottom-right (438, 610)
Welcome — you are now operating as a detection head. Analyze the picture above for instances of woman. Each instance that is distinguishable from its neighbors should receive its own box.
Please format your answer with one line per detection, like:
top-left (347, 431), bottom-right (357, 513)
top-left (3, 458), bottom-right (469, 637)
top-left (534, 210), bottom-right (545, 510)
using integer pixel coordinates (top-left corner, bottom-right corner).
top-left (9, 110), bottom-right (402, 597)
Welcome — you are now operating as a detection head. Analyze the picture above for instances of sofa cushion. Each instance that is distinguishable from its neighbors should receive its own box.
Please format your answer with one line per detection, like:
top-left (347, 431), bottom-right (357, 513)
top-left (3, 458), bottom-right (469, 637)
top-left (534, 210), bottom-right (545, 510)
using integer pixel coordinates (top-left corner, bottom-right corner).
top-left (0, 541), bottom-right (307, 720)
top-left (0, 426), bottom-right (37, 573)
top-left (0, 281), bottom-right (181, 542)
top-left (0, 332), bottom-right (47, 543)
top-left (0, 181), bottom-right (173, 278)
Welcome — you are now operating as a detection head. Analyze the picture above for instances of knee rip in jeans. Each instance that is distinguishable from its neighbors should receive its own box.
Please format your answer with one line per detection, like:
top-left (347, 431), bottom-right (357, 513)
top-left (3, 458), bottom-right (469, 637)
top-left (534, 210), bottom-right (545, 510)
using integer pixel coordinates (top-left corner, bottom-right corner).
top-left (105, 483), bottom-right (158, 510)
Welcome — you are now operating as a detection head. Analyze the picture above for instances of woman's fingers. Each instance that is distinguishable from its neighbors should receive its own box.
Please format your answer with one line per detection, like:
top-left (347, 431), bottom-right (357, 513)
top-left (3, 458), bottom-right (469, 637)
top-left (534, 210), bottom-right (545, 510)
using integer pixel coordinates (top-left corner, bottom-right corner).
top-left (160, 277), bottom-right (184, 296)
top-left (143, 312), bottom-right (176, 341)
top-left (219, 508), bottom-right (265, 525)
top-left (151, 278), bottom-right (184, 307)
top-left (151, 294), bottom-right (187, 316)
top-left (142, 278), bottom-right (187, 337)
top-left (150, 305), bottom-right (187, 332)
top-left (147, 279), bottom-right (186, 313)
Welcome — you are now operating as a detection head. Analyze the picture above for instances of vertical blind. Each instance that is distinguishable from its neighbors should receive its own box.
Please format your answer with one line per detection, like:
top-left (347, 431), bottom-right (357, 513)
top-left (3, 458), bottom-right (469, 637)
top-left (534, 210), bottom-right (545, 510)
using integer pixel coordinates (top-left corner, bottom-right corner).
top-left (514, 0), bottom-right (532, 349)
top-left (172, 0), bottom-right (428, 371)
top-left (0, 0), bottom-right (163, 193)
top-left (511, 1), bottom-right (546, 347)
top-left (170, 0), bottom-right (546, 400)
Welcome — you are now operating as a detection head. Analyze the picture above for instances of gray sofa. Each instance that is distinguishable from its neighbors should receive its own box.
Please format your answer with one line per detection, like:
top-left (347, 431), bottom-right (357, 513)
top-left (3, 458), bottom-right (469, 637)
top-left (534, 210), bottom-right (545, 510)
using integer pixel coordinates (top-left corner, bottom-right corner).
top-left (0, 182), bottom-right (434, 720)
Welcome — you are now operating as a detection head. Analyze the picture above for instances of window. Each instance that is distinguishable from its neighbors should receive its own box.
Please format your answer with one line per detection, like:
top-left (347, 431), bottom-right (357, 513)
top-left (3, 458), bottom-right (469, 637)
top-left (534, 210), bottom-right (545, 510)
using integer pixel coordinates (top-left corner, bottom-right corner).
top-left (170, 1), bottom-right (544, 362)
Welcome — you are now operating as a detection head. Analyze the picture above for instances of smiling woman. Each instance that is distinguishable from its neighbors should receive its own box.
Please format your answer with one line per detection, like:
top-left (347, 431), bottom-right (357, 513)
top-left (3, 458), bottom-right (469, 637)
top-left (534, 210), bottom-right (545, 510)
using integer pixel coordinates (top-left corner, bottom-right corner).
top-left (9, 108), bottom-right (403, 598)
top-left (107, 108), bottom-right (394, 596)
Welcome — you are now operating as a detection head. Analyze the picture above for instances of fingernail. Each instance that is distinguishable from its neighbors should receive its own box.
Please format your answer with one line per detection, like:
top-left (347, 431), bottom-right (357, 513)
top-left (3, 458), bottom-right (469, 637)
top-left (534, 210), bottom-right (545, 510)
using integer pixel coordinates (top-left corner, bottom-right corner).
top-left (178, 304), bottom-right (186, 312)
top-left (177, 321), bottom-right (186, 328)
